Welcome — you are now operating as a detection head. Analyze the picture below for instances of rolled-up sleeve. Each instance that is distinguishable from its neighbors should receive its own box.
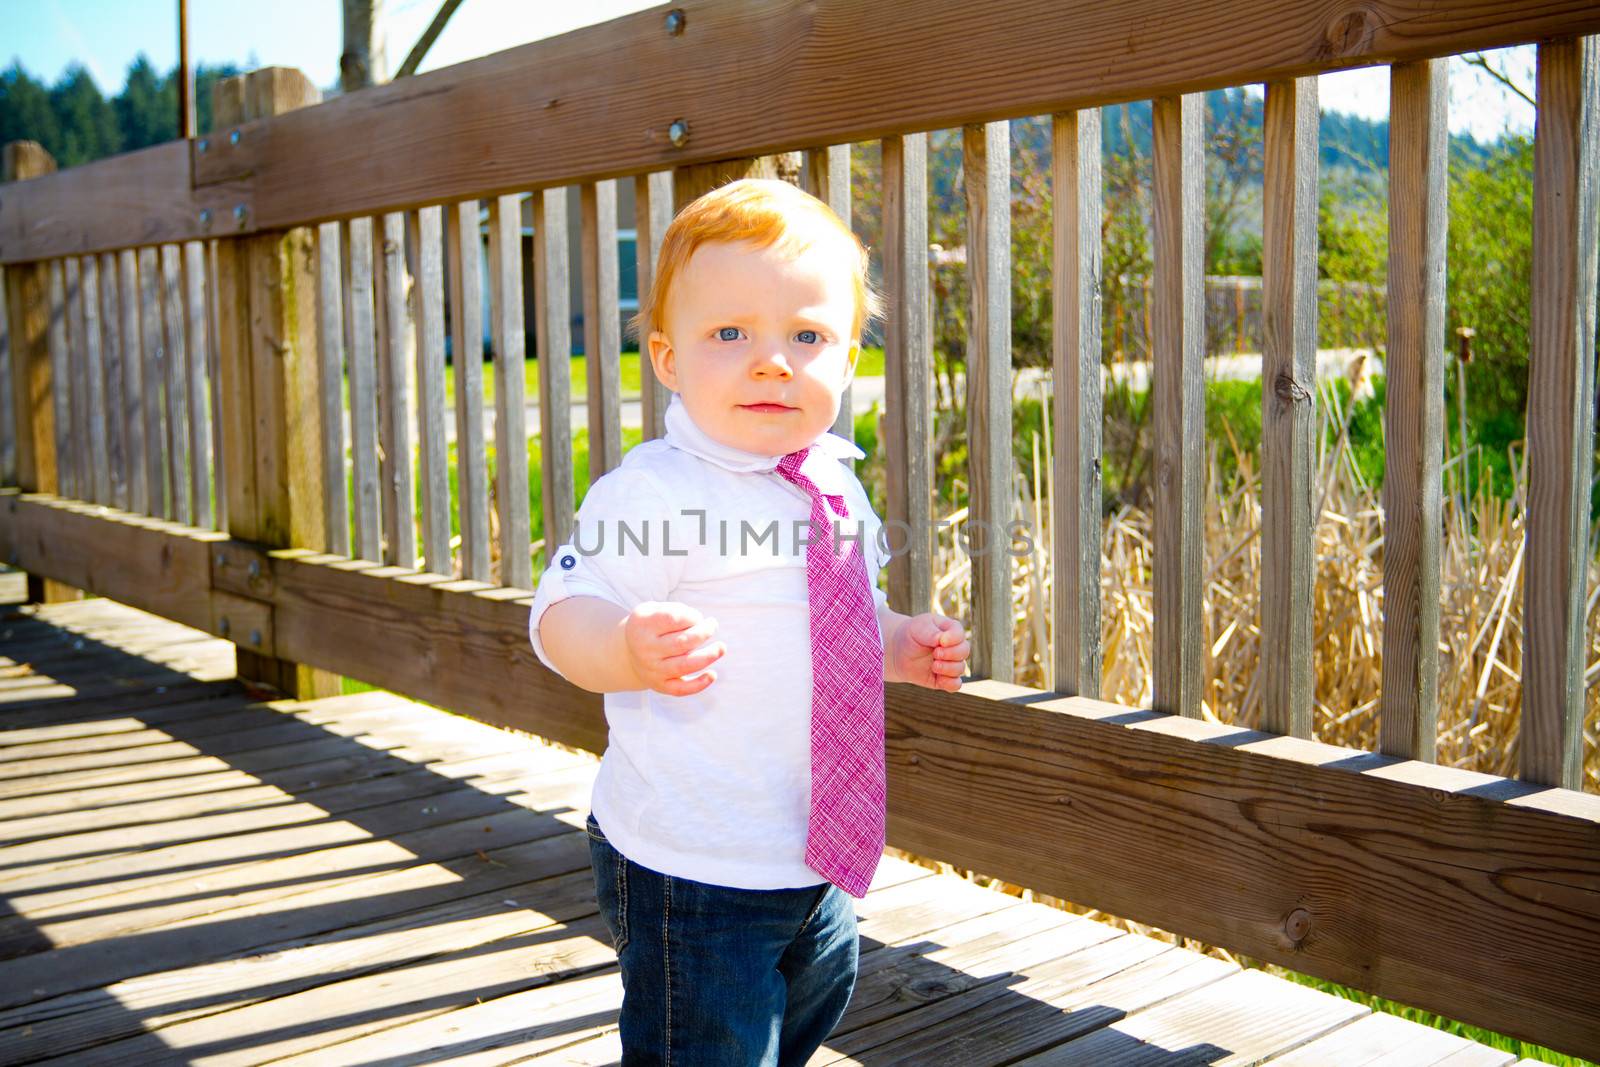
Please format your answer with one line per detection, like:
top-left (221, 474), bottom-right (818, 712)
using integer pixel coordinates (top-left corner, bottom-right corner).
top-left (528, 467), bottom-right (681, 677)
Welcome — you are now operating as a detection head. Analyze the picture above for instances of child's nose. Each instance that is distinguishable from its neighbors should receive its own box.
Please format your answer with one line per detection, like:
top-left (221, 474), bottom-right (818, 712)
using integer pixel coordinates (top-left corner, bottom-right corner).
top-left (751, 345), bottom-right (794, 378)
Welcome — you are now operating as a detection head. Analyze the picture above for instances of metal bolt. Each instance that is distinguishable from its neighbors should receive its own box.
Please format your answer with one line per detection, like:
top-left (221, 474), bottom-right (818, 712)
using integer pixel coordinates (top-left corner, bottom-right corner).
top-left (198, 137), bottom-right (210, 154)
top-left (668, 119), bottom-right (690, 148)
top-left (229, 128), bottom-right (242, 146)
top-left (250, 629), bottom-right (262, 647)
top-left (219, 616), bottom-right (231, 637)
top-left (199, 209), bottom-right (212, 230)
top-left (248, 559), bottom-right (261, 579)
top-left (664, 8), bottom-right (686, 34)
top-left (233, 204), bottom-right (248, 230)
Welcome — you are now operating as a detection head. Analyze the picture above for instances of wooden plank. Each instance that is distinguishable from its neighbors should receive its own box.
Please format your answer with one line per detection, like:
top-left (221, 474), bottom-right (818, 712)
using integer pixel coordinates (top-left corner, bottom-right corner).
top-left (880, 133), bottom-right (933, 616)
top-left (1259, 77), bottom-right (1319, 738)
top-left (1380, 59), bottom-right (1447, 761)
top-left (634, 171), bottom-right (673, 441)
top-left (533, 187), bottom-right (575, 555)
top-left (376, 211), bottom-right (416, 568)
top-left (112, 251), bottom-right (145, 521)
top-left (158, 244), bottom-right (191, 525)
top-left (580, 179), bottom-right (623, 479)
top-left (45, 261), bottom-right (72, 501)
top-left (96, 252), bottom-right (126, 510)
top-left (3, 247), bottom-right (58, 498)
top-left (181, 242), bottom-right (213, 529)
top-left (347, 215), bottom-right (381, 562)
top-left (486, 194), bottom-right (531, 589)
top-left (1150, 93), bottom-right (1205, 718)
top-left (315, 221), bottom-right (350, 555)
top-left (205, 240), bottom-right (228, 532)
top-left (447, 199), bottom-right (490, 581)
top-left (210, 239), bottom-right (256, 539)
top-left (0, 264), bottom-right (11, 487)
top-left (1268, 1009), bottom-right (1514, 1065)
top-left (62, 256), bottom-right (87, 502)
top-left (0, 139), bottom-right (247, 263)
top-left (1522, 36), bottom-right (1599, 790)
top-left (804, 144), bottom-right (855, 444)
top-left (80, 256), bottom-right (112, 504)
top-left (415, 206), bottom-right (452, 576)
top-left (135, 247), bottom-right (168, 519)
top-left (135, 0), bottom-right (1600, 243)
top-left (963, 121), bottom-right (1013, 682)
top-left (1010, 966), bottom-right (1364, 1065)
top-left (1050, 109), bottom-right (1102, 698)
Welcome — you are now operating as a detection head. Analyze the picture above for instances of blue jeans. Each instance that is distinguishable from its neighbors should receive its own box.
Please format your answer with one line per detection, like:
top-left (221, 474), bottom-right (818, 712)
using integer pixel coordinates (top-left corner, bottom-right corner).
top-left (586, 811), bottom-right (858, 1066)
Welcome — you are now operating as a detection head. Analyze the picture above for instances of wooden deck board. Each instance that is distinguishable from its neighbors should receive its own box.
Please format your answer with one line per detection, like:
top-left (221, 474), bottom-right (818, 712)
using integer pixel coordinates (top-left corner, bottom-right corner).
top-left (0, 580), bottom-right (1532, 1065)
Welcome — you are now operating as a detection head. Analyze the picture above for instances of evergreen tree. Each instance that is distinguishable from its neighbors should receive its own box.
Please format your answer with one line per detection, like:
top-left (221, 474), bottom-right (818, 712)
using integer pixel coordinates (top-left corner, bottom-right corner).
top-left (0, 63), bottom-right (61, 157)
top-left (48, 64), bottom-right (120, 166)
top-left (115, 55), bottom-right (176, 150)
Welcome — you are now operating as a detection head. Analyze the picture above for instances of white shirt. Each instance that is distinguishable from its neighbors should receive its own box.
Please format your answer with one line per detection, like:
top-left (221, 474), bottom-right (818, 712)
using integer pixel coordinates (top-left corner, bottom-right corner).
top-left (527, 393), bottom-right (889, 889)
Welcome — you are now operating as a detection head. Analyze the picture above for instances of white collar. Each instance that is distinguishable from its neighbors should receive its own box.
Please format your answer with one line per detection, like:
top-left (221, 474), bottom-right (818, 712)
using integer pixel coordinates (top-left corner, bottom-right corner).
top-left (662, 392), bottom-right (864, 486)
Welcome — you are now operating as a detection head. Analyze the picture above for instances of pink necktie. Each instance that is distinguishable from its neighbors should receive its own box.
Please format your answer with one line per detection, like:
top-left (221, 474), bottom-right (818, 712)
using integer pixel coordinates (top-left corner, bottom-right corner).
top-left (774, 445), bottom-right (886, 898)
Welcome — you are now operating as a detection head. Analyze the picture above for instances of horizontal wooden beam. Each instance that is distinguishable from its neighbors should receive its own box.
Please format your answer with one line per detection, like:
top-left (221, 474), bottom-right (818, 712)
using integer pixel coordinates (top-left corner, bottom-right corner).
top-left (4, 489), bottom-right (1599, 1058)
top-left (0, 142), bottom-right (248, 263)
top-left (7, 0), bottom-right (1600, 262)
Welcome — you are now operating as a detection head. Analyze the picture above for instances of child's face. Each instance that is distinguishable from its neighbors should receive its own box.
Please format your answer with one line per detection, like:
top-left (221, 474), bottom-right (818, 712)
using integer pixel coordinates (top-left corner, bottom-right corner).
top-left (647, 238), bottom-right (860, 457)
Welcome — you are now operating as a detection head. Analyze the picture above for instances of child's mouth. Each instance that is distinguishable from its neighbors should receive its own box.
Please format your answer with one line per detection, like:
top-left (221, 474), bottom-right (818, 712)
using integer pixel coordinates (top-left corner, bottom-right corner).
top-left (740, 403), bottom-right (796, 413)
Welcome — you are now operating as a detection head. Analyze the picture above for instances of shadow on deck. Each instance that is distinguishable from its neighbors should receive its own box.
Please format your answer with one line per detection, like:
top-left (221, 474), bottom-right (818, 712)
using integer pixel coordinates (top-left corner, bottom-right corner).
top-left (0, 572), bottom-right (1526, 1065)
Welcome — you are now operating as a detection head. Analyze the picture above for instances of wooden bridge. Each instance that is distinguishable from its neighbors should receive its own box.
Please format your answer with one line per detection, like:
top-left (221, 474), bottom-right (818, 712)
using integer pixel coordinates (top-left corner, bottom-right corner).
top-left (1, 0), bottom-right (1598, 1061)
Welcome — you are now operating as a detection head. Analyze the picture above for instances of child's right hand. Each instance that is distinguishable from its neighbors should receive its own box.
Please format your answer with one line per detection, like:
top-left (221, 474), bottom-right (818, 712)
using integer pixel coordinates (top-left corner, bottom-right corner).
top-left (624, 602), bottom-right (726, 696)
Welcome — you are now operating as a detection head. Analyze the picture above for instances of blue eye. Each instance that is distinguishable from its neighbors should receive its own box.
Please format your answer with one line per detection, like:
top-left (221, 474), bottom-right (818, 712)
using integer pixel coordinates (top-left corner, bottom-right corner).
top-left (717, 327), bottom-right (743, 341)
top-left (796, 329), bottom-right (820, 344)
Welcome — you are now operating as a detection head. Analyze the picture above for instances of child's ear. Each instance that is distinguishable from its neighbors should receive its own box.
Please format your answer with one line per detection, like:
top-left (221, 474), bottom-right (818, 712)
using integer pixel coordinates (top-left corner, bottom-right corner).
top-left (647, 331), bottom-right (678, 392)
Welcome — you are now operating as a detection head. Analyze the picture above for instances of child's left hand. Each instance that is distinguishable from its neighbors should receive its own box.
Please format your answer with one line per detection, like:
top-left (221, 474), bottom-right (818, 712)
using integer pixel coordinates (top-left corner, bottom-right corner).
top-left (887, 613), bottom-right (970, 692)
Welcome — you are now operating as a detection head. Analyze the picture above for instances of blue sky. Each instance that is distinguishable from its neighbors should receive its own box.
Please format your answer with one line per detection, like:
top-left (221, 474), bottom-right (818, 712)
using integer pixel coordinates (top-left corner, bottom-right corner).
top-left (5, 0), bottom-right (1535, 141)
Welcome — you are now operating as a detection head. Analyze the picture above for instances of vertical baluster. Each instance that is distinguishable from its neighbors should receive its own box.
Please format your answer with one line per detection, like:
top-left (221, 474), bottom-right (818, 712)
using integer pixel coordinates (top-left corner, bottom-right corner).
top-left (1523, 36), bottom-right (1599, 790)
top-left (376, 212), bottom-right (417, 568)
top-left (347, 216), bottom-right (381, 562)
top-left (881, 134), bottom-right (934, 617)
top-left (137, 247), bottom-right (167, 518)
top-left (1151, 94), bottom-right (1206, 718)
top-left (414, 206), bottom-right (452, 575)
top-left (488, 194), bottom-right (532, 589)
top-left (204, 241), bottom-right (227, 532)
top-left (98, 252), bottom-right (126, 510)
top-left (805, 145), bottom-right (856, 445)
top-left (1051, 109), bottom-right (1104, 698)
top-left (1381, 61), bottom-right (1448, 761)
top-left (963, 121), bottom-right (1014, 682)
top-left (316, 222), bottom-right (350, 555)
top-left (79, 257), bottom-right (109, 505)
top-left (581, 180), bottom-right (623, 480)
top-left (118, 250), bottom-right (146, 515)
top-left (1260, 78), bottom-right (1321, 738)
top-left (0, 264), bottom-right (11, 487)
top-left (159, 244), bottom-right (191, 525)
top-left (182, 242), bottom-right (213, 529)
top-left (46, 261), bottom-right (72, 500)
top-left (534, 187), bottom-right (575, 555)
top-left (63, 256), bottom-right (86, 501)
top-left (447, 200), bottom-right (489, 582)
top-left (635, 172), bottom-right (673, 442)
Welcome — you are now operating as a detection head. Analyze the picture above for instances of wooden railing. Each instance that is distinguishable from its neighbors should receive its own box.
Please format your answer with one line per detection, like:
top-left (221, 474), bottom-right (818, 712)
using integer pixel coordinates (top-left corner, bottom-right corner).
top-left (1, 1), bottom-right (1598, 1056)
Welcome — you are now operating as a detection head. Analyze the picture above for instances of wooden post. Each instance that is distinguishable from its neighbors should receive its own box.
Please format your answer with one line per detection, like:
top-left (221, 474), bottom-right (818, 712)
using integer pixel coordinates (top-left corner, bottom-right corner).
top-left (212, 68), bottom-right (340, 700)
top-left (3, 141), bottom-right (80, 604)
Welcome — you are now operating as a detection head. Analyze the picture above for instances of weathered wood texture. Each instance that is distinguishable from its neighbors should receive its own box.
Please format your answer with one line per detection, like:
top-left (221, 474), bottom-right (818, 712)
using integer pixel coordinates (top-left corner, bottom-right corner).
top-left (1380, 60), bottom-right (1447, 761)
top-left (1150, 94), bottom-right (1205, 719)
top-left (1050, 110), bottom-right (1102, 698)
top-left (446, 199), bottom-right (489, 582)
top-left (346, 215), bottom-right (381, 562)
top-left (1259, 77), bottom-right (1319, 738)
top-left (533, 188), bottom-right (574, 556)
top-left (487, 194), bottom-right (532, 589)
top-left (880, 133), bottom-right (933, 618)
top-left (1522, 36), bottom-right (1599, 790)
top-left (181, 241), bottom-right (212, 529)
top-left (2, 491), bottom-right (1596, 1059)
top-left (804, 144), bottom-right (855, 444)
top-left (634, 171), bottom-right (674, 442)
top-left (580, 179), bottom-right (623, 480)
top-left (375, 211), bottom-right (416, 568)
top-left (315, 222), bottom-right (349, 555)
top-left (414, 205), bottom-right (451, 576)
top-left (963, 121), bottom-right (1014, 683)
top-left (23, 0), bottom-right (1574, 253)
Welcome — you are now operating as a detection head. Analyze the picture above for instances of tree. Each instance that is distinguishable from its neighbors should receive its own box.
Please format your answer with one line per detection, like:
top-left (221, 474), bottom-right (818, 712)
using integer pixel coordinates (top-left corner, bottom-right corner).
top-left (0, 63), bottom-right (61, 156)
top-left (115, 55), bottom-right (177, 150)
top-left (48, 64), bottom-right (120, 167)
